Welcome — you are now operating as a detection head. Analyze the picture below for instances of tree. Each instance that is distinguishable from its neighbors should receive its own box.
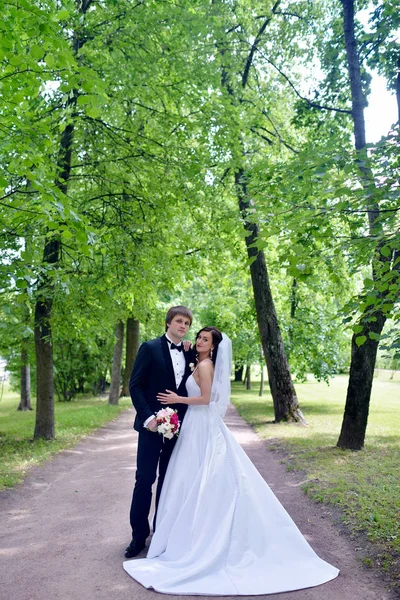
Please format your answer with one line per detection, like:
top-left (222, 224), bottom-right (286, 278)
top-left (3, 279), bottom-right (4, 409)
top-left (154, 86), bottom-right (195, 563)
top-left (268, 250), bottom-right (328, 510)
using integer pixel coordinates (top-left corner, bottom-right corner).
top-left (34, 1), bottom-right (95, 439)
top-left (18, 345), bottom-right (31, 411)
top-left (108, 320), bottom-right (124, 405)
top-left (211, 1), bottom-right (310, 423)
top-left (121, 317), bottom-right (140, 397)
top-left (337, 0), bottom-right (400, 449)
top-left (0, 292), bottom-right (35, 409)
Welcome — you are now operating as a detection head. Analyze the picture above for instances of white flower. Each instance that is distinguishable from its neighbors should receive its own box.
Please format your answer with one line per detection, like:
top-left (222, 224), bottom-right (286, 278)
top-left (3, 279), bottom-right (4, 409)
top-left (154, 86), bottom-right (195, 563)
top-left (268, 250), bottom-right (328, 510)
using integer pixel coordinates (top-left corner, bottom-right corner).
top-left (189, 362), bottom-right (195, 371)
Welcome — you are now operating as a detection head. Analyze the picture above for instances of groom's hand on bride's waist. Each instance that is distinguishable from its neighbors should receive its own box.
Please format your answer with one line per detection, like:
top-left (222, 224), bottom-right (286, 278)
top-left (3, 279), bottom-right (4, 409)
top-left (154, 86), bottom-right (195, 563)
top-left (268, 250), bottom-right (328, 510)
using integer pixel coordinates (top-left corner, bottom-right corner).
top-left (157, 390), bottom-right (180, 404)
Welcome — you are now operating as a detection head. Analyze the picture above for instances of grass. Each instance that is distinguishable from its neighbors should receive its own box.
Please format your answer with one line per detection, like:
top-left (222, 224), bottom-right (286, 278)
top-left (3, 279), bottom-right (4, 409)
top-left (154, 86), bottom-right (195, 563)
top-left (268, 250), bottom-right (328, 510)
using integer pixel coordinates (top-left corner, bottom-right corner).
top-left (0, 382), bottom-right (131, 490)
top-left (231, 372), bottom-right (400, 588)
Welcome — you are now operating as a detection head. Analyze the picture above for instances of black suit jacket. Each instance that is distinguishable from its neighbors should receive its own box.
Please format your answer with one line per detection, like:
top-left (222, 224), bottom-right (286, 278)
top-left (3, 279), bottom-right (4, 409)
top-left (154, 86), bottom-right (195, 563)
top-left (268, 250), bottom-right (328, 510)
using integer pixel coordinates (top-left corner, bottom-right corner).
top-left (129, 335), bottom-right (193, 432)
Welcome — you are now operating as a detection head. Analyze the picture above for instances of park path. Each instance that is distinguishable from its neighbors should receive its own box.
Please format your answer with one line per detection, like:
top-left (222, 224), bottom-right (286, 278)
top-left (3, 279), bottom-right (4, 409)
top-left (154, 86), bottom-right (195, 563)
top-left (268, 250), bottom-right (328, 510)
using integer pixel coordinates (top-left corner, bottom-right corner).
top-left (0, 405), bottom-right (395, 600)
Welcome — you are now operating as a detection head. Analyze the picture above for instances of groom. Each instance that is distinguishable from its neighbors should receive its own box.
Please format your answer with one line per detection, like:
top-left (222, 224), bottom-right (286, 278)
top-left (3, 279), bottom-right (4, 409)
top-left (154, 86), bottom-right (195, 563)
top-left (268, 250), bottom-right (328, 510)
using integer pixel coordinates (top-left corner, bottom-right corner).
top-left (125, 305), bottom-right (194, 558)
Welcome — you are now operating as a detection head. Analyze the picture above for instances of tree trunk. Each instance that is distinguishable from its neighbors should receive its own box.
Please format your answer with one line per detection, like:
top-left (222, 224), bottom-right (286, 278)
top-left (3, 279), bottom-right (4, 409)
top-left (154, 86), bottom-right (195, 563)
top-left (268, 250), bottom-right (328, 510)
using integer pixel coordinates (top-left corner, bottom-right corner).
top-left (121, 317), bottom-right (139, 397)
top-left (396, 56), bottom-right (400, 123)
top-left (93, 375), bottom-right (107, 395)
top-left (243, 365), bottom-right (248, 385)
top-left (34, 295), bottom-right (55, 438)
top-left (245, 364), bottom-right (252, 390)
top-left (259, 367), bottom-right (264, 397)
top-left (288, 277), bottom-right (297, 357)
top-left (234, 364), bottom-right (244, 382)
top-left (337, 0), bottom-right (391, 449)
top-left (236, 169), bottom-right (306, 424)
top-left (18, 346), bottom-right (31, 411)
top-left (109, 320), bottom-right (124, 405)
top-left (33, 124), bottom-right (71, 438)
top-left (18, 285), bottom-right (32, 412)
top-left (338, 313), bottom-right (385, 449)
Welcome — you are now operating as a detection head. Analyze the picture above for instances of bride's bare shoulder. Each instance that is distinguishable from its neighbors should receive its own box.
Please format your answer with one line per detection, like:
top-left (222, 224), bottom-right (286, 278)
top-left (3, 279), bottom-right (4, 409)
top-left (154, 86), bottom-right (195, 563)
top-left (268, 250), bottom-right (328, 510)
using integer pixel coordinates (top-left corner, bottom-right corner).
top-left (197, 360), bottom-right (214, 374)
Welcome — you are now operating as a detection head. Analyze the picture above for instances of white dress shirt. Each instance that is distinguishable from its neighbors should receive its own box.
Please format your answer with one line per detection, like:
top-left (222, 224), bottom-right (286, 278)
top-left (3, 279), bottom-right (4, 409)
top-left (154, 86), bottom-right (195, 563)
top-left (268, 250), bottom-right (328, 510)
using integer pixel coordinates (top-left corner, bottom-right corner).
top-left (143, 334), bottom-right (185, 429)
top-left (165, 333), bottom-right (186, 388)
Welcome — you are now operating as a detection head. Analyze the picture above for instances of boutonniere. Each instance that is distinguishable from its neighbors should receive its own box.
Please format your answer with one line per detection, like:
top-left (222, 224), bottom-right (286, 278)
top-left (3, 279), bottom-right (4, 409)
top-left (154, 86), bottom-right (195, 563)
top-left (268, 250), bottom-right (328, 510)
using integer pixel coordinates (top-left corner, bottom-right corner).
top-left (189, 362), bottom-right (195, 372)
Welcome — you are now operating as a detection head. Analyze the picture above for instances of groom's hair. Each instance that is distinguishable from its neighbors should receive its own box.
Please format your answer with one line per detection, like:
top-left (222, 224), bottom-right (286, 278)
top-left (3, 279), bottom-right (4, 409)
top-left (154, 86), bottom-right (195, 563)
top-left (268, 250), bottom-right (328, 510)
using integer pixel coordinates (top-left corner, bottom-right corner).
top-left (165, 305), bottom-right (193, 331)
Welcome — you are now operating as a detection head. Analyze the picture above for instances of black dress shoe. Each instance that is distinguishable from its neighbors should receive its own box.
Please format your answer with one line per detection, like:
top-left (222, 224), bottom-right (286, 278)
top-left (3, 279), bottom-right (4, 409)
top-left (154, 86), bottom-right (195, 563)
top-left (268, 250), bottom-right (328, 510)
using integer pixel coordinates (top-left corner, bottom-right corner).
top-left (124, 539), bottom-right (146, 558)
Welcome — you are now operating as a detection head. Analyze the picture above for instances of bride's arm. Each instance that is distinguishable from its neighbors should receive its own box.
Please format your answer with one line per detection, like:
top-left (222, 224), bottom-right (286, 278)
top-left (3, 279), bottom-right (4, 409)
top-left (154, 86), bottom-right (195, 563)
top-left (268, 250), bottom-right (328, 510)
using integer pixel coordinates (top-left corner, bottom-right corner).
top-left (157, 361), bottom-right (214, 406)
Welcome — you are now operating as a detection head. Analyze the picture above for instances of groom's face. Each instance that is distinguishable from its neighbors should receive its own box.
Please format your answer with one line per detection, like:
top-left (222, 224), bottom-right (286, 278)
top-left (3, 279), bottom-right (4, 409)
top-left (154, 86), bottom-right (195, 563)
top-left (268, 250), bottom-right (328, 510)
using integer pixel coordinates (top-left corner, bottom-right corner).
top-left (167, 314), bottom-right (191, 340)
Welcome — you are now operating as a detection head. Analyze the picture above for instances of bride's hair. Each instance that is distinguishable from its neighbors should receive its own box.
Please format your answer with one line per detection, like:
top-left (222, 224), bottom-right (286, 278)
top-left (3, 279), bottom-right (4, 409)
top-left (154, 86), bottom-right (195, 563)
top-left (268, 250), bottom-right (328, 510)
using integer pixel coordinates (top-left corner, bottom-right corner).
top-left (195, 326), bottom-right (223, 366)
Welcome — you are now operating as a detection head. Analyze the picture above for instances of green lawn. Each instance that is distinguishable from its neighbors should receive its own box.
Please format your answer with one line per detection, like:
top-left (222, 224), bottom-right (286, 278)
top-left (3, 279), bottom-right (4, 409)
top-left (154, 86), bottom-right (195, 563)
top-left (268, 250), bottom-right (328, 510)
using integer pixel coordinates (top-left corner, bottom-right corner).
top-left (231, 372), bottom-right (400, 585)
top-left (0, 383), bottom-right (131, 489)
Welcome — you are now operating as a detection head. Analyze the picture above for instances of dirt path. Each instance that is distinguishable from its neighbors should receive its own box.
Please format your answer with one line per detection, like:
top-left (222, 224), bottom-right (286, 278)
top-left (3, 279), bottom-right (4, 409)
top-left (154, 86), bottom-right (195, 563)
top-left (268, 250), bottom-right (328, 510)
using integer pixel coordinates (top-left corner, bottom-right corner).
top-left (0, 405), bottom-right (395, 600)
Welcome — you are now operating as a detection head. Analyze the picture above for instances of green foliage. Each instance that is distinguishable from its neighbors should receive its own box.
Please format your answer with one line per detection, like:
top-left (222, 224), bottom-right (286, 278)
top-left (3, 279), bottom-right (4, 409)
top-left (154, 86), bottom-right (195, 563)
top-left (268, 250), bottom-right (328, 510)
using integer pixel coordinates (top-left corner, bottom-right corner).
top-left (0, 291), bottom-right (36, 390)
top-left (366, 1), bottom-right (400, 97)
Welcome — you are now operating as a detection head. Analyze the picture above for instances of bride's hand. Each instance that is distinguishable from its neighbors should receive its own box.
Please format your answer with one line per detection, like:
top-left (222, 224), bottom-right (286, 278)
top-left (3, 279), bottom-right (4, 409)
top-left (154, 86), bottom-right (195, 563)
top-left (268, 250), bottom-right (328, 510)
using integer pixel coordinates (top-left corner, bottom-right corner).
top-left (157, 390), bottom-right (180, 404)
top-left (183, 340), bottom-right (193, 351)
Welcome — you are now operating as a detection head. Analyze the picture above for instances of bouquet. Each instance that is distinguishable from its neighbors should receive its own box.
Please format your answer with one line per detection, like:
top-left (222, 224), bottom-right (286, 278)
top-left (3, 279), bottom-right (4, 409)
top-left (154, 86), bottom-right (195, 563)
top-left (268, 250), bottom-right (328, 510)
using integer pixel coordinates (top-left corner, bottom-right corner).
top-left (155, 407), bottom-right (180, 440)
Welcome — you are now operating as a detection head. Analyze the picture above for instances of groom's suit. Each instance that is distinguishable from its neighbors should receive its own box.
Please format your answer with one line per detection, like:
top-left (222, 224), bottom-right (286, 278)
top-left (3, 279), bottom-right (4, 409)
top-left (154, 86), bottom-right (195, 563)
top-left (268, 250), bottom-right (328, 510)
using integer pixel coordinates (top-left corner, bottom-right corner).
top-left (128, 334), bottom-right (192, 543)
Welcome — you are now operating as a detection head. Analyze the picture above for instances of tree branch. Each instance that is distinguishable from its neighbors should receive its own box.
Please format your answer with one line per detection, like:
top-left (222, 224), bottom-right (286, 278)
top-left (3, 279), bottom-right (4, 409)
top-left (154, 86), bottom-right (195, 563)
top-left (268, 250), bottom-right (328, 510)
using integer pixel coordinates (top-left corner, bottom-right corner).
top-left (242, 0), bottom-right (281, 88)
top-left (258, 51), bottom-right (352, 115)
top-left (250, 126), bottom-right (273, 145)
top-left (274, 11), bottom-right (304, 20)
top-left (0, 68), bottom-right (67, 82)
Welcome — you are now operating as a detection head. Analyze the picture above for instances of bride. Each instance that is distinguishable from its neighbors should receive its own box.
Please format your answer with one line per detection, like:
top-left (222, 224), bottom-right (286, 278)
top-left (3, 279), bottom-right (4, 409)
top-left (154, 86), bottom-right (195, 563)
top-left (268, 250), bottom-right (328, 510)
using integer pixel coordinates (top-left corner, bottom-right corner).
top-left (123, 327), bottom-right (339, 595)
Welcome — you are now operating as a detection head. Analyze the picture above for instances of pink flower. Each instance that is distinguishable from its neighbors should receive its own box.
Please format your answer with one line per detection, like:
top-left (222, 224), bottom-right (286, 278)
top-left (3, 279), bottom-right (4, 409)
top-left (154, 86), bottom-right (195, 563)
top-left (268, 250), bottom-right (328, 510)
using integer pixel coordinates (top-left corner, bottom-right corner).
top-left (170, 413), bottom-right (179, 426)
top-left (157, 408), bottom-right (169, 419)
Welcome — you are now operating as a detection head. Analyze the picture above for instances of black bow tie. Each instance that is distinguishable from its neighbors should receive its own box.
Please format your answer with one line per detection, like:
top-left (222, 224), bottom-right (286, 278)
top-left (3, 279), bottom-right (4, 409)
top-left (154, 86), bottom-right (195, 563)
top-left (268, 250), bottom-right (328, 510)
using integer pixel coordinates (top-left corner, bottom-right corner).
top-left (169, 342), bottom-right (183, 352)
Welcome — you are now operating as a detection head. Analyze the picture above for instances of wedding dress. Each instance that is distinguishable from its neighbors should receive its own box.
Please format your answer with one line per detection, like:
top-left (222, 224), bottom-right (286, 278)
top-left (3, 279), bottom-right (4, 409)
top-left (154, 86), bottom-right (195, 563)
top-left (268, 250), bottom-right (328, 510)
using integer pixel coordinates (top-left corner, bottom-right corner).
top-left (123, 335), bottom-right (339, 595)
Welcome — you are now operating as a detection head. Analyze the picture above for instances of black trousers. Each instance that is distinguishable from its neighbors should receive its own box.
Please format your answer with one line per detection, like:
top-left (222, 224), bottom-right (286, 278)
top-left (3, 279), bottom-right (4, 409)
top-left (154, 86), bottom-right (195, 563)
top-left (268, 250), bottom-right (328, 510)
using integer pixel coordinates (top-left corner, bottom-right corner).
top-left (129, 427), bottom-right (177, 543)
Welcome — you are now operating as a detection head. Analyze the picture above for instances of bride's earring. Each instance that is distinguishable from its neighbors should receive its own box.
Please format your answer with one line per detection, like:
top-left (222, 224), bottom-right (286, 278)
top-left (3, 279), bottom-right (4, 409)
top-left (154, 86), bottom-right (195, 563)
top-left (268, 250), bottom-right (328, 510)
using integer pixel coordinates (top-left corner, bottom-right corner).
top-left (210, 349), bottom-right (213, 359)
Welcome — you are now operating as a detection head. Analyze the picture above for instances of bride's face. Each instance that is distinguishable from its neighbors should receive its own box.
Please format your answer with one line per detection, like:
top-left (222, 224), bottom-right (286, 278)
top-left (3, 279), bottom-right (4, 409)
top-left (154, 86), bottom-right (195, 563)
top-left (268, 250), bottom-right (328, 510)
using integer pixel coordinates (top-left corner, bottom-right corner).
top-left (196, 331), bottom-right (213, 356)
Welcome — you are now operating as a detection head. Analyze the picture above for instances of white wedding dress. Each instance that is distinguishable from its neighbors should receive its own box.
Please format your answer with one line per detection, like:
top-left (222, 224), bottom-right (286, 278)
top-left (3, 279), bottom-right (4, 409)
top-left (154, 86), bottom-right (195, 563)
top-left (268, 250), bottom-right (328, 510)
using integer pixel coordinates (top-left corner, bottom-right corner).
top-left (123, 338), bottom-right (339, 595)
